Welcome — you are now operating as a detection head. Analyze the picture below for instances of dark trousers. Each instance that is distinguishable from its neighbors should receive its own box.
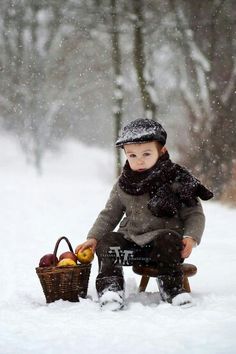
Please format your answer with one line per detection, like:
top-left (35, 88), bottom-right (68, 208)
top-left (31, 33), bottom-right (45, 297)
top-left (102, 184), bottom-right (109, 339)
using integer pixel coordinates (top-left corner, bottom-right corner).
top-left (95, 231), bottom-right (184, 297)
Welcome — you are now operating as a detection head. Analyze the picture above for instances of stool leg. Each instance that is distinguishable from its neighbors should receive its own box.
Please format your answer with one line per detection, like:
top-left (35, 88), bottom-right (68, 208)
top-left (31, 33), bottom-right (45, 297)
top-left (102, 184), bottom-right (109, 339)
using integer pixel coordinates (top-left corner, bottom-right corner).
top-left (183, 276), bottom-right (191, 293)
top-left (139, 275), bottom-right (150, 292)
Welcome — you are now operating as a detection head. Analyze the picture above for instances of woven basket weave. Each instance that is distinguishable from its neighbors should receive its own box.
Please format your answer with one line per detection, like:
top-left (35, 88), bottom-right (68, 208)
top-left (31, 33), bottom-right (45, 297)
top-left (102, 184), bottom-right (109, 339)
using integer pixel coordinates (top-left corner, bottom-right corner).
top-left (36, 236), bottom-right (91, 303)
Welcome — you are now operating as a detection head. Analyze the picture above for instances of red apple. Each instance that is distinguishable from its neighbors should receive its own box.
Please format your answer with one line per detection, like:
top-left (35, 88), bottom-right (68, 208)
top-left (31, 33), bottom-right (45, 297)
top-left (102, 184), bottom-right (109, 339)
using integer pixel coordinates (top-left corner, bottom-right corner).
top-left (59, 251), bottom-right (77, 263)
top-left (39, 253), bottom-right (58, 267)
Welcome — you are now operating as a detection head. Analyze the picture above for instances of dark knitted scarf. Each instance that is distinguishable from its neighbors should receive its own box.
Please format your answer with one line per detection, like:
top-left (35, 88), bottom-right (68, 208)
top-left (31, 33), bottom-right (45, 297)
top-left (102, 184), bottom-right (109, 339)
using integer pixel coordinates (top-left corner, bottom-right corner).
top-left (118, 151), bottom-right (213, 217)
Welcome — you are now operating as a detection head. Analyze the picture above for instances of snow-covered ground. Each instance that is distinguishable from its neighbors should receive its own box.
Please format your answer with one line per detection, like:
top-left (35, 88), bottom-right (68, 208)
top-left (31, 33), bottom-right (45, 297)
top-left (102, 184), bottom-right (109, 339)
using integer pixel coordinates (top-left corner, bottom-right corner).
top-left (1, 135), bottom-right (236, 354)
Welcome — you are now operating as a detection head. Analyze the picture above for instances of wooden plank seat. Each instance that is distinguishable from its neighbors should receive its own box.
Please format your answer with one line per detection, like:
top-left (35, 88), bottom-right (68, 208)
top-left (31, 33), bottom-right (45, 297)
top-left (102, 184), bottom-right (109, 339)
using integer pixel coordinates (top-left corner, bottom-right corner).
top-left (132, 263), bottom-right (197, 293)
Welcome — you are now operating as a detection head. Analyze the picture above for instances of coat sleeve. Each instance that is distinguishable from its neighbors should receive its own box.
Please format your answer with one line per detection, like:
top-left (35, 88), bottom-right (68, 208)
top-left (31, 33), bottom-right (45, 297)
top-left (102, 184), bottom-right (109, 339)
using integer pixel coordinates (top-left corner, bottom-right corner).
top-left (87, 182), bottom-right (126, 241)
top-left (179, 199), bottom-right (205, 245)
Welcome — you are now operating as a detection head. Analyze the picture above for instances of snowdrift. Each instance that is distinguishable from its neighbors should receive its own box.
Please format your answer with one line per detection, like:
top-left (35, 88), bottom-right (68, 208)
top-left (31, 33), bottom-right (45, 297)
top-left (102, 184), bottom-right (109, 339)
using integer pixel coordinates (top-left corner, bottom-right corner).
top-left (1, 135), bottom-right (236, 354)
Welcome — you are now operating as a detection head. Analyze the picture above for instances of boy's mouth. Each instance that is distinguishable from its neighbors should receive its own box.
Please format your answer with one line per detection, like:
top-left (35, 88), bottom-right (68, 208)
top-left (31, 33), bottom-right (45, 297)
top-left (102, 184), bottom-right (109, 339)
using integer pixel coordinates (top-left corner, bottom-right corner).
top-left (137, 168), bottom-right (146, 172)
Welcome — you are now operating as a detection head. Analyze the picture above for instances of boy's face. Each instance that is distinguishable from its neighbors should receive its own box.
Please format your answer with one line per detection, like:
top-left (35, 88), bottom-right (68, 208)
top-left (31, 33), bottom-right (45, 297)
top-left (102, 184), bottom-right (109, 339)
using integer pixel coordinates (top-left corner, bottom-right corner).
top-left (124, 141), bottom-right (161, 172)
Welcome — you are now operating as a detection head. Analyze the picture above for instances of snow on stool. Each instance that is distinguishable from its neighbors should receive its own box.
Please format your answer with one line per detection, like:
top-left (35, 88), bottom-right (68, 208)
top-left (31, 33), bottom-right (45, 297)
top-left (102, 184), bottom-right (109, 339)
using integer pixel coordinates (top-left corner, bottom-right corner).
top-left (132, 263), bottom-right (197, 293)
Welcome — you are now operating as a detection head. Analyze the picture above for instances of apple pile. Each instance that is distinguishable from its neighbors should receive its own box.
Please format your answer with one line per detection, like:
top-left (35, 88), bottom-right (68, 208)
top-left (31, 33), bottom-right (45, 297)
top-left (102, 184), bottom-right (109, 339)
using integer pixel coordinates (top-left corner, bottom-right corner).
top-left (39, 248), bottom-right (94, 267)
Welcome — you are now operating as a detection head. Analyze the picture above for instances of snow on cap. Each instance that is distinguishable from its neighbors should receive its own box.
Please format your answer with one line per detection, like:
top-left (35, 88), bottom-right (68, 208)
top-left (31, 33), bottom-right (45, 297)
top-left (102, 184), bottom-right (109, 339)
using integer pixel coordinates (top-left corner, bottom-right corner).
top-left (116, 118), bottom-right (167, 147)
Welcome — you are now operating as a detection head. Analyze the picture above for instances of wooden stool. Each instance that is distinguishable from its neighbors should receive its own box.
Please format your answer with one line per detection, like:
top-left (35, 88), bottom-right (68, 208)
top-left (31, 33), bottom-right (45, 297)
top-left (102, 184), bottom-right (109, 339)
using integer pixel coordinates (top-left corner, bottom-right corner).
top-left (132, 263), bottom-right (197, 293)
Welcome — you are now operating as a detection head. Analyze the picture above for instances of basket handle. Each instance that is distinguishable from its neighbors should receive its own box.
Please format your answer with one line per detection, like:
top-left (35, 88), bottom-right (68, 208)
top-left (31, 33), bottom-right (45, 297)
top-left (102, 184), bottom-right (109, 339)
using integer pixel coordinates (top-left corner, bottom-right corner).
top-left (53, 236), bottom-right (74, 266)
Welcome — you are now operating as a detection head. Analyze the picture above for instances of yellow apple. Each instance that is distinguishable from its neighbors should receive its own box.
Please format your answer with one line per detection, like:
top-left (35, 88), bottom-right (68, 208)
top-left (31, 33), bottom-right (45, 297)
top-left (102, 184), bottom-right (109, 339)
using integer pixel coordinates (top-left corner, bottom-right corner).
top-left (57, 258), bottom-right (77, 267)
top-left (77, 248), bottom-right (94, 264)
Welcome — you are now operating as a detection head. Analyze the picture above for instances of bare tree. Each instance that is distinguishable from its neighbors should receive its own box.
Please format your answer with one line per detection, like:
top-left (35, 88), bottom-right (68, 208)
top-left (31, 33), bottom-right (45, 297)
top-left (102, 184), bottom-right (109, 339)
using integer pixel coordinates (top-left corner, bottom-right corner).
top-left (169, 0), bottom-right (236, 198)
top-left (1, 0), bottom-right (235, 199)
top-left (131, 0), bottom-right (158, 120)
top-left (110, 0), bottom-right (124, 176)
top-left (0, 0), bottom-right (70, 172)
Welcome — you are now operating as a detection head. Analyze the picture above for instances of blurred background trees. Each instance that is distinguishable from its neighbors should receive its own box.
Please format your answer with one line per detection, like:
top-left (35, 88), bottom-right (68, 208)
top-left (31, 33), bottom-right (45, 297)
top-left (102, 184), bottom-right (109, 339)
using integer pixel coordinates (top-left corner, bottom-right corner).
top-left (0, 0), bottom-right (235, 200)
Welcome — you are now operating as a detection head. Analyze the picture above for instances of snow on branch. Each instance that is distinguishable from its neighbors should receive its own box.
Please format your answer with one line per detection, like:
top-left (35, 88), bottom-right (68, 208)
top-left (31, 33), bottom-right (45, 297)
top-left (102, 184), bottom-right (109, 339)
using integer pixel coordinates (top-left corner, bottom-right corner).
top-left (179, 77), bottom-right (202, 120)
top-left (187, 38), bottom-right (210, 73)
top-left (221, 58), bottom-right (236, 105)
top-left (195, 65), bottom-right (212, 120)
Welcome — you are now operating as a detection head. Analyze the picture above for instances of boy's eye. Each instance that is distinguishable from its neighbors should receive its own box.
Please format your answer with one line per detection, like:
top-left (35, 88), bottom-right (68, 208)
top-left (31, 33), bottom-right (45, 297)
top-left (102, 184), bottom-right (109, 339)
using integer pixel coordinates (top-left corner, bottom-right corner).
top-left (143, 152), bottom-right (151, 157)
top-left (129, 154), bottom-right (136, 158)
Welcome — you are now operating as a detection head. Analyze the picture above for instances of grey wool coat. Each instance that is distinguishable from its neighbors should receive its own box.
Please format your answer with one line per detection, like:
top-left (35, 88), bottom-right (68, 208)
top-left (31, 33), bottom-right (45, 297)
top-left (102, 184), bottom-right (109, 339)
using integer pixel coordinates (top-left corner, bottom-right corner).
top-left (87, 181), bottom-right (205, 246)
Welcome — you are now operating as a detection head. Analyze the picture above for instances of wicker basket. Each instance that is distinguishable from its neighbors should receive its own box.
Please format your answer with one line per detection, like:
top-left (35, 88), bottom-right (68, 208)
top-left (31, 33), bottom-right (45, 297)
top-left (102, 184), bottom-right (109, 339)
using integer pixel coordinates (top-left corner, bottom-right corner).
top-left (36, 236), bottom-right (91, 303)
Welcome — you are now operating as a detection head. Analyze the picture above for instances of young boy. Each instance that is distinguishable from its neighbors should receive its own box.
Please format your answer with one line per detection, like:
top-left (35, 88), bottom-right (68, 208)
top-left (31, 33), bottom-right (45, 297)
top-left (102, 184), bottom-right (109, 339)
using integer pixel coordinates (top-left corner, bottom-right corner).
top-left (75, 118), bottom-right (213, 310)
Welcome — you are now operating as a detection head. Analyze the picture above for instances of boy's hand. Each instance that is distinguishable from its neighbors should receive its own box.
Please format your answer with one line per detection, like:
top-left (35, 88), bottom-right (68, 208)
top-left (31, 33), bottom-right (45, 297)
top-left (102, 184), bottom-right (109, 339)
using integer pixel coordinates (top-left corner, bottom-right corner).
top-left (181, 237), bottom-right (196, 258)
top-left (75, 238), bottom-right (97, 254)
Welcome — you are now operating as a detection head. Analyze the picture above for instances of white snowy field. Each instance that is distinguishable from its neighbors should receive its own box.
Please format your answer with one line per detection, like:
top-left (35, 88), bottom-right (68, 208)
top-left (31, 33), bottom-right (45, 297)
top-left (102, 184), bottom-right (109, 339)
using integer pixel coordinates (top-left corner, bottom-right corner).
top-left (1, 134), bottom-right (236, 354)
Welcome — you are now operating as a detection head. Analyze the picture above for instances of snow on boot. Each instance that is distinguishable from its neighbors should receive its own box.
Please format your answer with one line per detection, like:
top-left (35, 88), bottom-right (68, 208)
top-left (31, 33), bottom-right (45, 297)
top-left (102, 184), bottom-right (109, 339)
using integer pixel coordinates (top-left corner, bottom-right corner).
top-left (157, 275), bottom-right (194, 307)
top-left (156, 276), bottom-right (172, 303)
top-left (172, 292), bottom-right (194, 308)
top-left (156, 274), bottom-right (183, 303)
top-left (99, 290), bottom-right (124, 311)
